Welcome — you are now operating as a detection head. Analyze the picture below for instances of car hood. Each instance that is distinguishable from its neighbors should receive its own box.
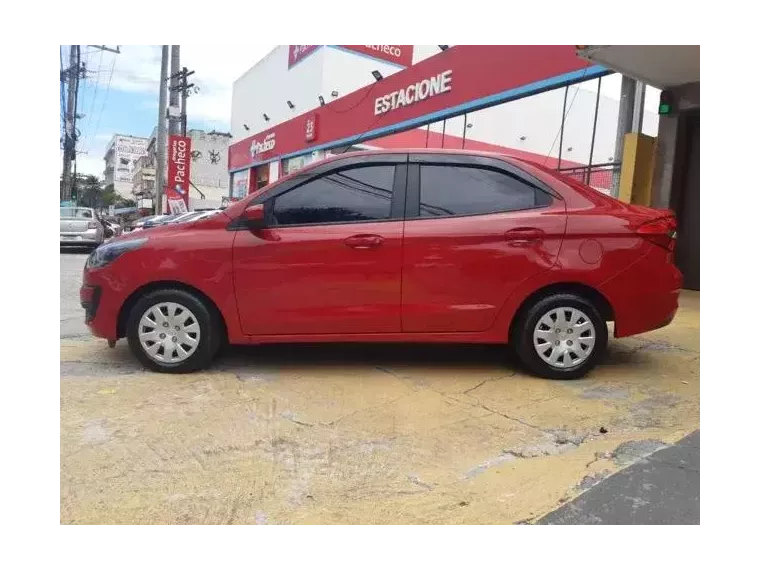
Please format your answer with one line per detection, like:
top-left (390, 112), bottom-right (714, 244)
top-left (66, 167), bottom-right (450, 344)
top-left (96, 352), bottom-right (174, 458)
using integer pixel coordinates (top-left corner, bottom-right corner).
top-left (110, 211), bottom-right (231, 244)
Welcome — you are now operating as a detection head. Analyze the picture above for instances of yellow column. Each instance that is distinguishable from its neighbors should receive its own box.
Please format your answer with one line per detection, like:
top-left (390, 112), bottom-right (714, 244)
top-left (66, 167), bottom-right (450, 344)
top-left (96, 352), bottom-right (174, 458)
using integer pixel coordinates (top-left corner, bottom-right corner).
top-left (618, 133), bottom-right (657, 206)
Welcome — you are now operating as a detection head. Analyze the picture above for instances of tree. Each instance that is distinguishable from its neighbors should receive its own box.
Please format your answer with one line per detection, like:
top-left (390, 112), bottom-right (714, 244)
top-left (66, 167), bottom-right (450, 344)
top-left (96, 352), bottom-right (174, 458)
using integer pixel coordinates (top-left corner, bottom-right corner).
top-left (100, 183), bottom-right (118, 208)
top-left (78, 175), bottom-right (104, 208)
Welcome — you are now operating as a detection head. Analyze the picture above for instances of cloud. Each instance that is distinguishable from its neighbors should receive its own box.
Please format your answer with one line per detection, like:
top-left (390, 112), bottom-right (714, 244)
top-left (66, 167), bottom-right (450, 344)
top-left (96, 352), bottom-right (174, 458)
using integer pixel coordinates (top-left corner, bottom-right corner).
top-left (78, 44), bottom-right (276, 127)
top-left (69, 45), bottom-right (277, 179)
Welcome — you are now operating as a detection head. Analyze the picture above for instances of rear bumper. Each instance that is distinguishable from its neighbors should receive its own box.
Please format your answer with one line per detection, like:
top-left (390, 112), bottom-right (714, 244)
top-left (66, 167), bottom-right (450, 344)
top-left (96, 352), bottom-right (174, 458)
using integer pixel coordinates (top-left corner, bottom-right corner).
top-left (61, 228), bottom-right (102, 245)
top-left (602, 253), bottom-right (683, 338)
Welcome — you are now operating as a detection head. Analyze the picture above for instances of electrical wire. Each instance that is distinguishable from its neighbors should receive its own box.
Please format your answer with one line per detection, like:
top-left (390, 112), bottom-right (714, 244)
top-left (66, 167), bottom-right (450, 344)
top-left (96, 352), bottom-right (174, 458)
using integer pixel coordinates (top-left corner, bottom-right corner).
top-left (81, 48), bottom-right (105, 153)
top-left (542, 64), bottom-right (593, 166)
top-left (90, 55), bottom-right (116, 156)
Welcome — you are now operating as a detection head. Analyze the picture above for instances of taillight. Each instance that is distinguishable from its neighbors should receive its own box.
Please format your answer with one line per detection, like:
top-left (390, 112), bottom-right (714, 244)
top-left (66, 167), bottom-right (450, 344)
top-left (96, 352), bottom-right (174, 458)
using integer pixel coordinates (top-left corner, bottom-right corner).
top-left (87, 221), bottom-right (98, 229)
top-left (637, 216), bottom-right (677, 252)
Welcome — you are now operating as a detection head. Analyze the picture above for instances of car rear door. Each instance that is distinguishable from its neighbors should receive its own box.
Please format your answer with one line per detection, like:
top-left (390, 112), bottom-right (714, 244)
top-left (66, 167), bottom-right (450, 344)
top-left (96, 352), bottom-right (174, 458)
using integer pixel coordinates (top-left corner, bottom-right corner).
top-left (401, 154), bottom-right (567, 333)
top-left (233, 154), bottom-right (408, 336)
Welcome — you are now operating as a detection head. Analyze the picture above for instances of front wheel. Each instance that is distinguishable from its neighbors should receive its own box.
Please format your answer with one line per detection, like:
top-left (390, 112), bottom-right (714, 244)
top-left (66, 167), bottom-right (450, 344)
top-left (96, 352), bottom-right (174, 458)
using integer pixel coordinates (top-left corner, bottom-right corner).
top-left (513, 293), bottom-right (608, 380)
top-left (126, 288), bottom-right (218, 373)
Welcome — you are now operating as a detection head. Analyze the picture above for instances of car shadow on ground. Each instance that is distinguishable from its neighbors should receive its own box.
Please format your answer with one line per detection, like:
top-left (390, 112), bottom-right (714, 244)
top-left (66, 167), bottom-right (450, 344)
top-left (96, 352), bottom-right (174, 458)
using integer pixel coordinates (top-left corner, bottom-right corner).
top-left (65, 334), bottom-right (668, 379)
top-left (215, 342), bottom-right (513, 371)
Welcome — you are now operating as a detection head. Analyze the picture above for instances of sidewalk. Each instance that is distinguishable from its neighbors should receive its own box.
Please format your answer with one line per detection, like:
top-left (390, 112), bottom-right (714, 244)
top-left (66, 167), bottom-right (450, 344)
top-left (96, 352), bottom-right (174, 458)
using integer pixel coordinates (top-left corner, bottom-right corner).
top-left (538, 431), bottom-right (699, 525)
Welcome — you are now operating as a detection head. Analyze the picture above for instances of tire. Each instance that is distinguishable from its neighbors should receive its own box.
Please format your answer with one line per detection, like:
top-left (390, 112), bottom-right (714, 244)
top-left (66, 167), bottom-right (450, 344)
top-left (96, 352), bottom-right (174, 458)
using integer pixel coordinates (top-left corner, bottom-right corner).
top-left (126, 288), bottom-right (219, 373)
top-left (513, 293), bottom-right (608, 380)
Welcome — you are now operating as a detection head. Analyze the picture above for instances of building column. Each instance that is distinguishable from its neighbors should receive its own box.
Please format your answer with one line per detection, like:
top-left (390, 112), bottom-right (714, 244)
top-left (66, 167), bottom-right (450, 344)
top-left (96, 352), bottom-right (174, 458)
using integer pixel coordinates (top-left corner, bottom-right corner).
top-left (650, 112), bottom-right (680, 210)
top-left (612, 76), bottom-right (637, 197)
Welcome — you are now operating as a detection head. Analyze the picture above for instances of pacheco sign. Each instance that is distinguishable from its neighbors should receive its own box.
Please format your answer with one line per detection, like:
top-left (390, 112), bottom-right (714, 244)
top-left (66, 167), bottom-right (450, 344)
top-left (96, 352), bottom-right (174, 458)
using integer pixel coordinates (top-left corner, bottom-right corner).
top-left (167, 135), bottom-right (191, 213)
top-left (288, 45), bottom-right (320, 68)
top-left (341, 45), bottom-right (413, 67)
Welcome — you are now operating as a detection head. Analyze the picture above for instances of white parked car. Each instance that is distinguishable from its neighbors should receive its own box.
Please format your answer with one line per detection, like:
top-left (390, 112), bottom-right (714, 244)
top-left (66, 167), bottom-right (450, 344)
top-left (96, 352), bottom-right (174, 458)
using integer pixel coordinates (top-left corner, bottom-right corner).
top-left (60, 207), bottom-right (104, 248)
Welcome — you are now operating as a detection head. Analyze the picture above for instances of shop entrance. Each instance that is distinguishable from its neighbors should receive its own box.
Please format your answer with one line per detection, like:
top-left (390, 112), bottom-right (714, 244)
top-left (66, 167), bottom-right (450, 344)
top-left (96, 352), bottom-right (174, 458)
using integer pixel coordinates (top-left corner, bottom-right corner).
top-left (673, 111), bottom-right (700, 290)
top-left (255, 166), bottom-right (269, 191)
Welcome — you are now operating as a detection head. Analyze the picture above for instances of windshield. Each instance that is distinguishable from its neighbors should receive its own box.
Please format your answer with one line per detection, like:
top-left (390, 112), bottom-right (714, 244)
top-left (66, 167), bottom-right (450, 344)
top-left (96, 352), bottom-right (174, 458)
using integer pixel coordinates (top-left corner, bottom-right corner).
top-left (61, 207), bottom-right (93, 219)
top-left (170, 212), bottom-right (199, 223)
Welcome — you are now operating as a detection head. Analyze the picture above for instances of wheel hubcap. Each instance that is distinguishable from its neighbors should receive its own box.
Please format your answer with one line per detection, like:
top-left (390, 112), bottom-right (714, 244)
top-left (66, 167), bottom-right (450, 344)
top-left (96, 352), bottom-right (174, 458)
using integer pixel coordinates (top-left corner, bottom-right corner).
top-left (533, 307), bottom-right (596, 369)
top-left (138, 302), bottom-right (200, 364)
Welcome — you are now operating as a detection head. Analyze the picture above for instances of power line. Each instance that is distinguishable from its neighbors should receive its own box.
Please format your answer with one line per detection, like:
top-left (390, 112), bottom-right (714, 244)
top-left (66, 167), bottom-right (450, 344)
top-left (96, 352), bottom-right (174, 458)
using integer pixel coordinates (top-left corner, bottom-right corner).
top-left (90, 55), bottom-right (116, 158)
top-left (81, 48), bottom-right (105, 152)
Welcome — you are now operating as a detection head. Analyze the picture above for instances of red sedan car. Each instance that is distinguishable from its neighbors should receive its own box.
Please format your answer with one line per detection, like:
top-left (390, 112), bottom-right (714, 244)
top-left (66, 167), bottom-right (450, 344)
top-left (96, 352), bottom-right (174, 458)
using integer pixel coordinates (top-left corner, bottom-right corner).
top-left (81, 149), bottom-right (681, 379)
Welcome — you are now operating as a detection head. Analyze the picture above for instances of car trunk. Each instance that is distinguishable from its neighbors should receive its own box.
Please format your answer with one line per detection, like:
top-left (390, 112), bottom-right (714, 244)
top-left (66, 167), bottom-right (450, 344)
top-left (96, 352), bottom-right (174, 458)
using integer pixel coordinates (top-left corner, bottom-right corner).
top-left (60, 217), bottom-right (93, 233)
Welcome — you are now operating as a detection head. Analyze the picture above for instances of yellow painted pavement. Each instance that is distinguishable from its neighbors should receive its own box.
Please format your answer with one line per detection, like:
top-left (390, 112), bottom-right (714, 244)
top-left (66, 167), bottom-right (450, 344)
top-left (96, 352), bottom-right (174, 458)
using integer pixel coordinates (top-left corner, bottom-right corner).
top-left (61, 292), bottom-right (699, 524)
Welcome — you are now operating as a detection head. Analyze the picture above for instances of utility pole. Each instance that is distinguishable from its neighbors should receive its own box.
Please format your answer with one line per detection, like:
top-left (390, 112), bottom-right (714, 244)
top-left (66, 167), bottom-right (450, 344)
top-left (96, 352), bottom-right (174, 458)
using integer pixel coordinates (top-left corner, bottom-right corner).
top-left (155, 46), bottom-right (169, 215)
top-left (170, 67), bottom-right (195, 137)
top-left (168, 46), bottom-right (181, 136)
top-left (61, 45), bottom-right (81, 202)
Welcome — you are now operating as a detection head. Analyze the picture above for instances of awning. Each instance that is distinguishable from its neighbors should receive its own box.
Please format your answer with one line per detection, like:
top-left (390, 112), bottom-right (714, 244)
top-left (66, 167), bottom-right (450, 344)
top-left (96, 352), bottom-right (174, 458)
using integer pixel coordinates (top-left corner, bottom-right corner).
top-left (576, 40), bottom-right (705, 89)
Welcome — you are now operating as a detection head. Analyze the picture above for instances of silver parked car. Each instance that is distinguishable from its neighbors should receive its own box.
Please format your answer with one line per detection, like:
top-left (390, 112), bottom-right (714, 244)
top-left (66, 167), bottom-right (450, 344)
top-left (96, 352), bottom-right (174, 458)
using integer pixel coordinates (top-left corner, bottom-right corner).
top-left (60, 207), bottom-right (105, 248)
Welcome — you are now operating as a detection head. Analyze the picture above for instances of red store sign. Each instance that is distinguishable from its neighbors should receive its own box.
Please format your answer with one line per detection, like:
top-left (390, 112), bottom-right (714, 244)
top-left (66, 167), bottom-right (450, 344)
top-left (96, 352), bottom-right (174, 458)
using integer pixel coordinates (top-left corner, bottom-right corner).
top-left (340, 45), bottom-right (413, 67)
top-left (305, 113), bottom-right (318, 142)
top-left (230, 46), bottom-right (607, 172)
top-left (167, 134), bottom-right (191, 212)
top-left (288, 45), bottom-right (320, 68)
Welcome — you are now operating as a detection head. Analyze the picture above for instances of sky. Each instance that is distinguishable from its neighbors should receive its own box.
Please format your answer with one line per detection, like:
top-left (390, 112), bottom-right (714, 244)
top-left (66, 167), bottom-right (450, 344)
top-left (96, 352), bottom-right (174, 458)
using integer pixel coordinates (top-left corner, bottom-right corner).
top-left (63, 45), bottom-right (660, 179)
top-left (64, 45), bottom-right (276, 178)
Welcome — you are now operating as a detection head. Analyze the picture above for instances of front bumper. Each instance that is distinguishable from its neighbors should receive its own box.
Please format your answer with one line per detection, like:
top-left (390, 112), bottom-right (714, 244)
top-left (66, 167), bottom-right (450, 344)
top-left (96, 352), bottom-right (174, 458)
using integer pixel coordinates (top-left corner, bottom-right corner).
top-left (80, 284), bottom-right (102, 324)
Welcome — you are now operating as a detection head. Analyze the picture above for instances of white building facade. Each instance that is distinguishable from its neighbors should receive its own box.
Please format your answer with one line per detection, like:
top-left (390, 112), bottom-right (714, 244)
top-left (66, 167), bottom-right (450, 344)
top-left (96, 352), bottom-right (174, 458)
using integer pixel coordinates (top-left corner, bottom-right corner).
top-left (228, 46), bottom-right (659, 196)
top-left (103, 134), bottom-right (149, 199)
top-left (132, 127), bottom-right (232, 210)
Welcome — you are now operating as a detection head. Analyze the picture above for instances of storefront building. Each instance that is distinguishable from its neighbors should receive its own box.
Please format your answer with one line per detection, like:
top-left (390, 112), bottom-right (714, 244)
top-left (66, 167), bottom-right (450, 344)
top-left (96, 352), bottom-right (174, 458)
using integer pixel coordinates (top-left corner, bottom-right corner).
top-left (229, 45), bottom-right (660, 199)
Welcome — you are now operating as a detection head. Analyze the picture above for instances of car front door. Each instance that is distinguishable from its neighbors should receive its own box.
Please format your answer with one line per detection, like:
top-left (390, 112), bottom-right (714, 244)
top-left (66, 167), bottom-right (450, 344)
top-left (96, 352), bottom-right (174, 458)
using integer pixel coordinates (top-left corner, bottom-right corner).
top-left (401, 155), bottom-right (567, 333)
top-left (233, 155), bottom-right (407, 336)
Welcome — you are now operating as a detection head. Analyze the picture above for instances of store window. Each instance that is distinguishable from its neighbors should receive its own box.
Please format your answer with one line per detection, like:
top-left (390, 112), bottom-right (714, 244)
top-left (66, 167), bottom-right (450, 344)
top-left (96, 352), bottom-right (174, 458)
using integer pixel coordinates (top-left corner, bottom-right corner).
top-left (418, 165), bottom-right (551, 218)
top-left (282, 155), bottom-right (308, 176)
top-left (272, 165), bottom-right (395, 226)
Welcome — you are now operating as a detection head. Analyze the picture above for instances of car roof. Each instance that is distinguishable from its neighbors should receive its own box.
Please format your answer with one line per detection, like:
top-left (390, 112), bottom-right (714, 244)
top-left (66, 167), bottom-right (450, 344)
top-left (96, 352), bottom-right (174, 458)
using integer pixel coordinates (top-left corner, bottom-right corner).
top-left (279, 148), bottom-right (542, 182)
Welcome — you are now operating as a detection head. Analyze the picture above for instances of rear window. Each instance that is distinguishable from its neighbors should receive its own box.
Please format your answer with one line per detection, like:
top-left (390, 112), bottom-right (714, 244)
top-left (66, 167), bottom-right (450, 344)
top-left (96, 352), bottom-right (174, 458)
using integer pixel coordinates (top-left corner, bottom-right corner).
top-left (60, 208), bottom-right (93, 218)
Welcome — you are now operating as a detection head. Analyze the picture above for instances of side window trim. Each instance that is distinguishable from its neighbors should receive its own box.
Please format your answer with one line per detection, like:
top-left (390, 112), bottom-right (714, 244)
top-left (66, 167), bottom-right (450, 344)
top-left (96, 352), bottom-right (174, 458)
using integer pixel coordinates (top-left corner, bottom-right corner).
top-left (253, 153), bottom-right (408, 205)
top-left (405, 163), bottom-right (420, 219)
top-left (268, 163), bottom-right (404, 228)
top-left (406, 161), bottom-right (554, 221)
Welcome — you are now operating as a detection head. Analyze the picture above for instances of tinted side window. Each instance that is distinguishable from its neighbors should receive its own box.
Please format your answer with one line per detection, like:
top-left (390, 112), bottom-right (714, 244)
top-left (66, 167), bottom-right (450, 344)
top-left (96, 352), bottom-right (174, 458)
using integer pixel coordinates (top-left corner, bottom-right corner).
top-left (272, 165), bottom-right (395, 226)
top-left (418, 165), bottom-right (550, 218)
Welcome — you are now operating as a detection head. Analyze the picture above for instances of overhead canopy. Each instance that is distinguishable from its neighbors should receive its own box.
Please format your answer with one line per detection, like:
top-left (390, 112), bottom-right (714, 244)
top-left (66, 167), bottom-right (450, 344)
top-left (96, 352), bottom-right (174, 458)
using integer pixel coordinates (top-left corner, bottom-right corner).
top-left (576, 45), bottom-right (699, 88)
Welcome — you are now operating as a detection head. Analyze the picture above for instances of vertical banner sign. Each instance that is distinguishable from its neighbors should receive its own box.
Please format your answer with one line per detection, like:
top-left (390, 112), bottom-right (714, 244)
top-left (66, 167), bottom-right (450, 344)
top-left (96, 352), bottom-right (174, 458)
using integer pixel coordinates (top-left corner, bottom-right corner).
top-left (305, 113), bottom-right (318, 142)
top-left (167, 135), bottom-right (191, 213)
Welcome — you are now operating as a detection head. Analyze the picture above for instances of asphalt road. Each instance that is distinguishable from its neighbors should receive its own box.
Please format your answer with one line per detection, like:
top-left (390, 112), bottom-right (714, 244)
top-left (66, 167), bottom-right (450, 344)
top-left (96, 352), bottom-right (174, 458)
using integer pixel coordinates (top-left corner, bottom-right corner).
top-left (60, 249), bottom-right (91, 338)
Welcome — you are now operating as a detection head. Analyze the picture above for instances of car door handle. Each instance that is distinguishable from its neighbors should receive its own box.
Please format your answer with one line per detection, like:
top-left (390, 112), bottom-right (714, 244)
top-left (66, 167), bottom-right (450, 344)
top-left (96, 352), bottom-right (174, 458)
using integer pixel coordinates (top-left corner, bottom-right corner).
top-left (504, 228), bottom-right (544, 245)
top-left (344, 234), bottom-right (384, 249)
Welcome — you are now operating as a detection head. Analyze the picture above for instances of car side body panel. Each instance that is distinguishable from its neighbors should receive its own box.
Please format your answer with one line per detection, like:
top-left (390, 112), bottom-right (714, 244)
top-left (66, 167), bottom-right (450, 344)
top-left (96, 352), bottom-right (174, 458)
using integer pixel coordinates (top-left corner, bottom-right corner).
top-left (83, 214), bottom-right (244, 342)
top-left (83, 148), bottom-right (681, 349)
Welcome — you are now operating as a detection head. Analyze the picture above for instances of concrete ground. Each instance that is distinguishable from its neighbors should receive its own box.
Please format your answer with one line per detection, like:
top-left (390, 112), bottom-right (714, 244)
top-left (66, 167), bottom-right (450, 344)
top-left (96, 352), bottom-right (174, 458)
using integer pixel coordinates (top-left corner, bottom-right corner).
top-left (60, 252), bottom-right (700, 524)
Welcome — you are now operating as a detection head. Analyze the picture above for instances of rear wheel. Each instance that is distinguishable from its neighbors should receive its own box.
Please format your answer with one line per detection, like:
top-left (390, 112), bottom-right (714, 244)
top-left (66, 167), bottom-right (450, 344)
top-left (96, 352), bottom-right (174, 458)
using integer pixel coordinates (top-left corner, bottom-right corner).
top-left (513, 293), bottom-right (607, 380)
top-left (126, 288), bottom-right (218, 373)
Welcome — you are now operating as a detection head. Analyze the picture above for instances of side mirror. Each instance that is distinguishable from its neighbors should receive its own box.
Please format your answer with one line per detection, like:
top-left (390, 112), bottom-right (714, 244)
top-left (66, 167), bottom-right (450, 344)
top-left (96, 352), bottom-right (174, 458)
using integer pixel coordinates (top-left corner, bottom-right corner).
top-left (242, 203), bottom-right (266, 229)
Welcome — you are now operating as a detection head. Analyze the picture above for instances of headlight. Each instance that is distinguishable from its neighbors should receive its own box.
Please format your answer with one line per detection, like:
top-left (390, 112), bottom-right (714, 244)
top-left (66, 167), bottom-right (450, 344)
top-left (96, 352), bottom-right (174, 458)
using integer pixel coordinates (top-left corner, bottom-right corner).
top-left (86, 237), bottom-right (148, 269)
